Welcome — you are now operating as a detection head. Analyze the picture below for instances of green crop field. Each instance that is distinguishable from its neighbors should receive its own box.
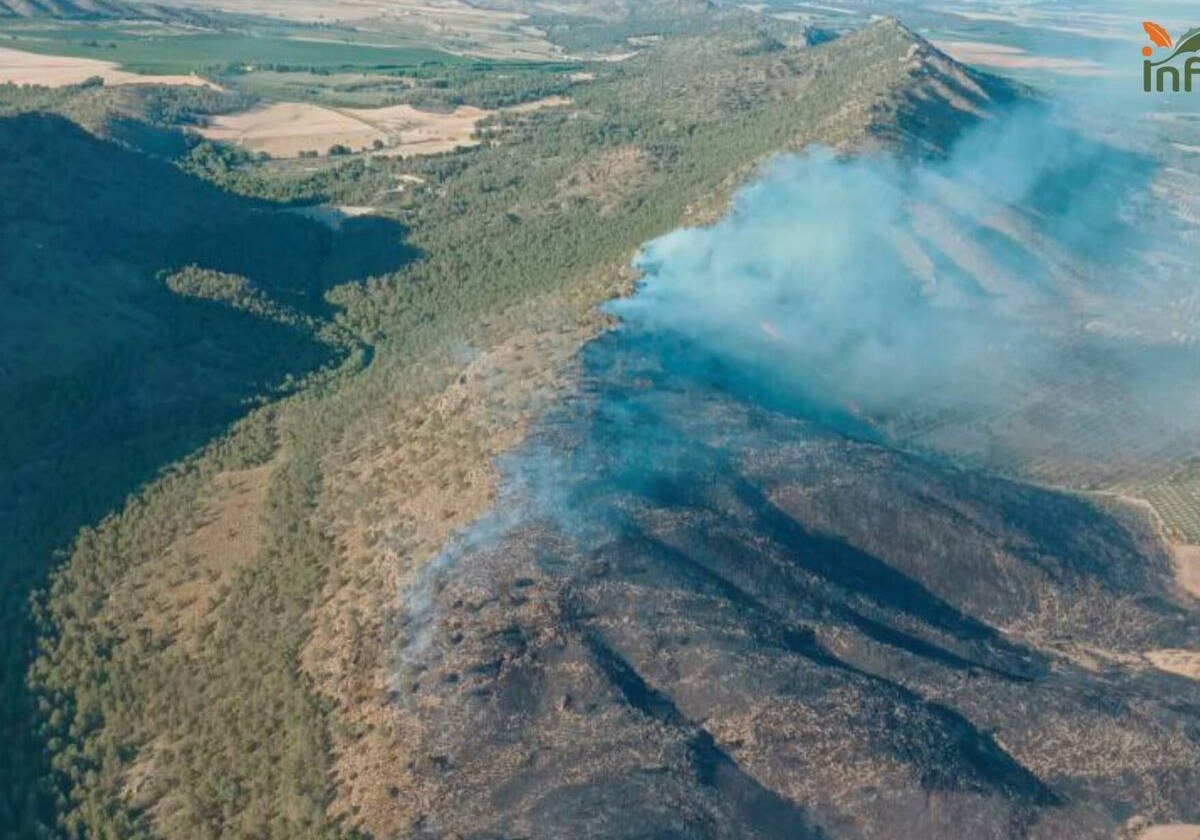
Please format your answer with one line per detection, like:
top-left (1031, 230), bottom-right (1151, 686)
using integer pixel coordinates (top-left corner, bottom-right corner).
top-left (227, 59), bottom-right (582, 108)
top-left (0, 23), bottom-right (468, 75)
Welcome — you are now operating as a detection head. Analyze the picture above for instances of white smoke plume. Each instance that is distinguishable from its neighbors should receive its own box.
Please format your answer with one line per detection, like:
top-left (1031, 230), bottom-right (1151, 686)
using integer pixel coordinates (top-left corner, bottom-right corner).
top-left (608, 105), bottom-right (1200, 478)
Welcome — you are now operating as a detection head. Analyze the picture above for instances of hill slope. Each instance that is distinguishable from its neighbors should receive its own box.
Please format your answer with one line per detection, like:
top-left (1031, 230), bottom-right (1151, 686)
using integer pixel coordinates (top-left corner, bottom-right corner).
top-left (0, 110), bottom-right (410, 566)
top-left (394, 330), bottom-right (1200, 838)
top-left (0, 0), bottom-right (166, 18)
top-left (0, 111), bottom-right (413, 834)
top-left (13, 20), bottom-right (1118, 840)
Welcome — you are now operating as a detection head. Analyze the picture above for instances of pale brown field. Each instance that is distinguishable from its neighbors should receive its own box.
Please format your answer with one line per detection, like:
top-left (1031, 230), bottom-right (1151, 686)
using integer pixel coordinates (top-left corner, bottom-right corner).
top-left (932, 40), bottom-right (1108, 76)
top-left (197, 96), bottom-right (569, 159)
top-left (0, 45), bottom-right (215, 88)
top-left (1174, 544), bottom-right (1200, 600)
top-left (1145, 650), bottom-right (1200, 681)
top-left (349, 102), bottom-right (489, 156)
top-left (1139, 826), bottom-right (1200, 840)
top-left (198, 102), bottom-right (389, 158)
top-left (141, 0), bottom-right (561, 58)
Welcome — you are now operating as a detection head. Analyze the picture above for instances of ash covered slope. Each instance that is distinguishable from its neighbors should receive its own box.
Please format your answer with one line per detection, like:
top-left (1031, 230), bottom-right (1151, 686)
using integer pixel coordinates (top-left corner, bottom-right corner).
top-left (385, 22), bottom-right (1200, 840)
top-left (398, 341), bottom-right (1198, 840)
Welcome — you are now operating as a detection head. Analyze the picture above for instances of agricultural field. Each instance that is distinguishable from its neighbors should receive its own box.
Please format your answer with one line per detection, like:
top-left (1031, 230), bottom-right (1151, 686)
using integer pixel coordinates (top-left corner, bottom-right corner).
top-left (140, 0), bottom-right (566, 58)
top-left (0, 12), bottom-right (588, 160)
top-left (1137, 468), bottom-right (1200, 545)
top-left (0, 13), bottom-right (588, 168)
top-left (0, 44), bottom-right (215, 85)
top-left (0, 20), bottom-right (468, 75)
top-left (196, 94), bottom-right (569, 158)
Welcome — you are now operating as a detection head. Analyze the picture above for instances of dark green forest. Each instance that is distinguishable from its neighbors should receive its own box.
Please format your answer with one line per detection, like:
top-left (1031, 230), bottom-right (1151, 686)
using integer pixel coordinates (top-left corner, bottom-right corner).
top-left (0, 112), bottom-right (413, 836)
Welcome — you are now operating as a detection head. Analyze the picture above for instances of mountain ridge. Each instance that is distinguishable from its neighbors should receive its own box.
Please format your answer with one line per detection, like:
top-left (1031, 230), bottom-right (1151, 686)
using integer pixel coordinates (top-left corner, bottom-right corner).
top-left (8, 15), bottom-right (1167, 840)
top-left (0, 0), bottom-right (173, 19)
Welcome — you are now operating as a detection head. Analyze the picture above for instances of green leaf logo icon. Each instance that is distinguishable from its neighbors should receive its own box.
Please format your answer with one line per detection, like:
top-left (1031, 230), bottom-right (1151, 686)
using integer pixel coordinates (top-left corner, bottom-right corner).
top-left (1153, 26), bottom-right (1200, 64)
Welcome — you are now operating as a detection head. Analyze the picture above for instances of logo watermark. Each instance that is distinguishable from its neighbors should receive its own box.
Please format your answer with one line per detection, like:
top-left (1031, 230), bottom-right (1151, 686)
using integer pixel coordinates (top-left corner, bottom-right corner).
top-left (1142, 21), bottom-right (1200, 92)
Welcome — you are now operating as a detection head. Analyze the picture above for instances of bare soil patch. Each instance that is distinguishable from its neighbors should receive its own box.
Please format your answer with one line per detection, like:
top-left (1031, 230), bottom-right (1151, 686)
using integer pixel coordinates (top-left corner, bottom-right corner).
top-left (1138, 826), bottom-right (1200, 840)
top-left (1145, 649), bottom-right (1200, 681)
top-left (505, 93), bottom-right (571, 112)
top-left (287, 203), bottom-right (380, 229)
top-left (1173, 544), bottom-right (1200, 600)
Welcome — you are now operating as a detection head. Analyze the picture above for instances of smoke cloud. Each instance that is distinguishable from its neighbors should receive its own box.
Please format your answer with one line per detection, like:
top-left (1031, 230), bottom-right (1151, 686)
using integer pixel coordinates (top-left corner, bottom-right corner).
top-left (395, 101), bottom-right (1200, 676)
top-left (608, 104), bottom-right (1200, 479)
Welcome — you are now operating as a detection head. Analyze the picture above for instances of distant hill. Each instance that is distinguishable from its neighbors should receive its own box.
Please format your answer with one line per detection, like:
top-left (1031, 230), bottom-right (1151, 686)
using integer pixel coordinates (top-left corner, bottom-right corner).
top-left (0, 0), bottom-right (162, 18)
top-left (0, 0), bottom-right (236, 23)
top-left (474, 0), bottom-right (718, 22)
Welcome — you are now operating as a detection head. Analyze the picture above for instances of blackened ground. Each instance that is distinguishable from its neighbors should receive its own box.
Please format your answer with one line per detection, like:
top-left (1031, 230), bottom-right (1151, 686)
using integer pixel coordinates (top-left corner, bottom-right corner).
top-left (391, 333), bottom-right (1200, 839)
